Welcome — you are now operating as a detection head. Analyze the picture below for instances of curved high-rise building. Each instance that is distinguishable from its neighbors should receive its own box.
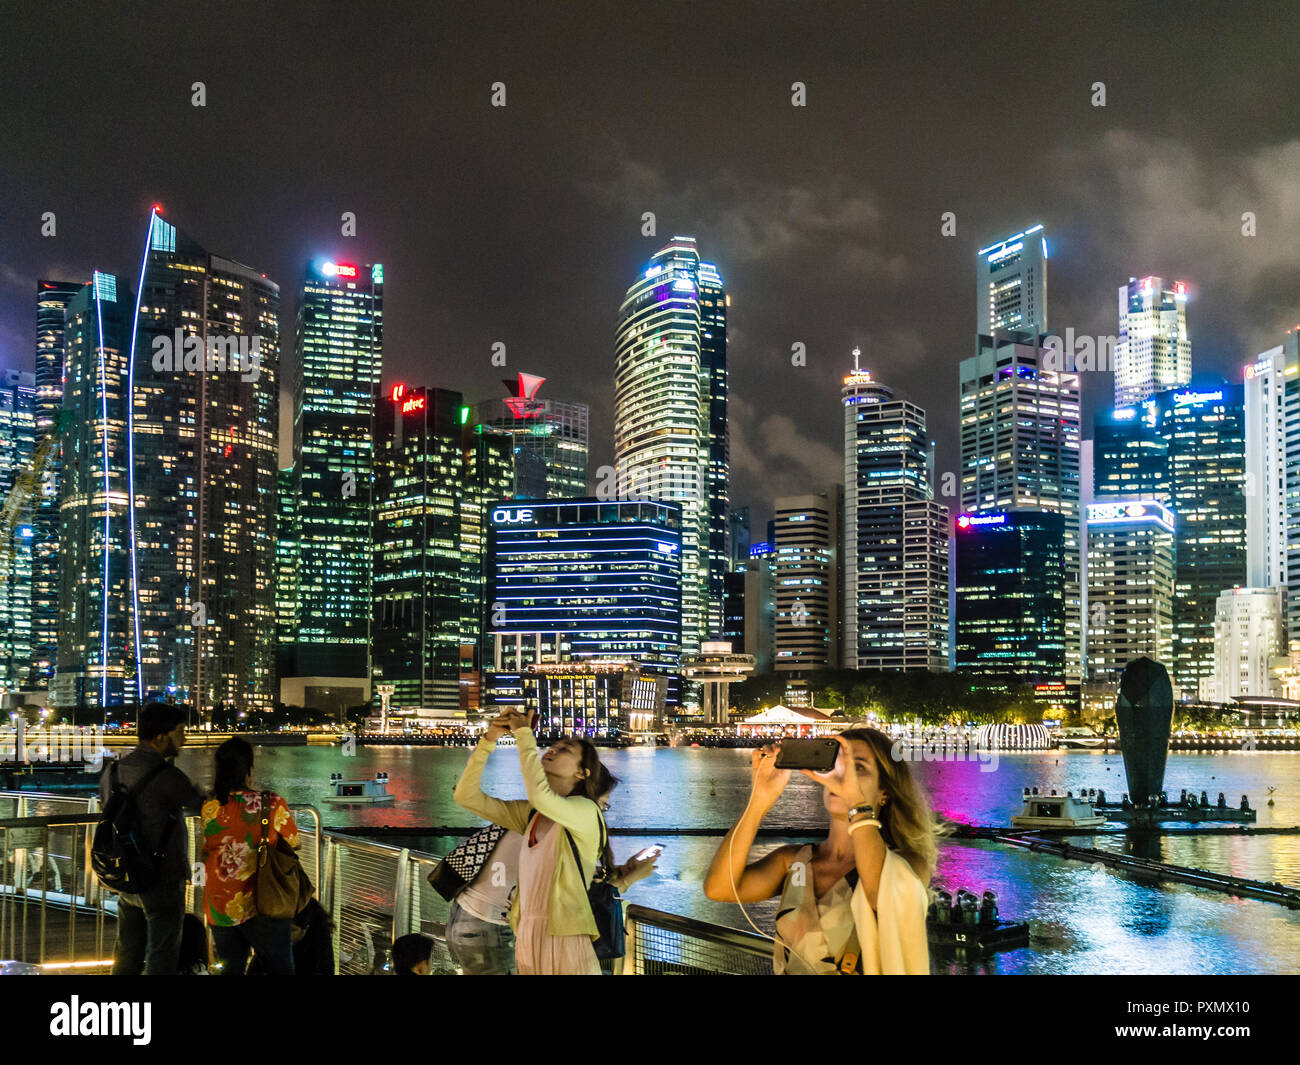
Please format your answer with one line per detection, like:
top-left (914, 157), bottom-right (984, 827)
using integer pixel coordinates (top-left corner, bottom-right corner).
top-left (614, 237), bottom-right (727, 655)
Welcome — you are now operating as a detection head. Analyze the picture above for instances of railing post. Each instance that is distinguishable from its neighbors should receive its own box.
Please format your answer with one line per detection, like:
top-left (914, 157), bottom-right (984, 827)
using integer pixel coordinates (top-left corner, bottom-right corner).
top-left (621, 910), bottom-right (636, 975)
top-left (392, 848), bottom-right (411, 940)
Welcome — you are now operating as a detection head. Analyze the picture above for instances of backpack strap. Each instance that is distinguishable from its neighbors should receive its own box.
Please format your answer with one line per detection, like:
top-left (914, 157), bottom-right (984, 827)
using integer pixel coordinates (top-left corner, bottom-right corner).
top-left (113, 758), bottom-right (170, 800)
top-left (561, 800), bottom-right (606, 886)
top-left (258, 791), bottom-right (272, 864)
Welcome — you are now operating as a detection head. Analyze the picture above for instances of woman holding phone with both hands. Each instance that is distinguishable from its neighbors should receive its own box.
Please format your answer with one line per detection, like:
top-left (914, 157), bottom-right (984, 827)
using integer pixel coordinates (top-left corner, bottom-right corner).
top-left (454, 709), bottom-right (632, 975)
top-left (703, 729), bottom-right (936, 975)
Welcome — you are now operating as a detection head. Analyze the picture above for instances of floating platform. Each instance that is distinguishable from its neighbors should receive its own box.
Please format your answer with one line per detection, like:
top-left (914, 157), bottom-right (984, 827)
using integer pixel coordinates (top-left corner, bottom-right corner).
top-left (929, 918), bottom-right (1029, 953)
top-left (1093, 801), bottom-right (1256, 824)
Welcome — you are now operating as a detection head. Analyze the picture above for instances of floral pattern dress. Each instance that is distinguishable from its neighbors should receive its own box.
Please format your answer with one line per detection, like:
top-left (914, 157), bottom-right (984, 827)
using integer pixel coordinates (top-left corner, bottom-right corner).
top-left (201, 790), bottom-right (299, 927)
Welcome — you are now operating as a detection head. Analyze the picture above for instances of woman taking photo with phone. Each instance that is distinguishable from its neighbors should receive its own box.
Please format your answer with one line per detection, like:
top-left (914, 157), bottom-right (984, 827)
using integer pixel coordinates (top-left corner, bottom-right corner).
top-left (453, 710), bottom-right (615, 975)
top-left (703, 729), bottom-right (936, 975)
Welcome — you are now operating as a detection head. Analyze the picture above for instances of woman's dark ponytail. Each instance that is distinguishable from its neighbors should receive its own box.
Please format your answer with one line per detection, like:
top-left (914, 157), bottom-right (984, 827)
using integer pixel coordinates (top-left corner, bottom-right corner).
top-left (574, 738), bottom-right (618, 871)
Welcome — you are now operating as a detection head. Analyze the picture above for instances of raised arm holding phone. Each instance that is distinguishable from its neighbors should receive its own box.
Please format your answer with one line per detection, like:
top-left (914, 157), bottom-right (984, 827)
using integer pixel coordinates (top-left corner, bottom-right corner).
top-left (452, 709), bottom-right (617, 975)
top-left (703, 729), bottom-right (937, 975)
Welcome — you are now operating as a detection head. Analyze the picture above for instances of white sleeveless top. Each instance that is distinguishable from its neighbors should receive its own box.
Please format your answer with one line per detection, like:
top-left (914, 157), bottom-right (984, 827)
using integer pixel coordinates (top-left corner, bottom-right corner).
top-left (773, 845), bottom-right (930, 975)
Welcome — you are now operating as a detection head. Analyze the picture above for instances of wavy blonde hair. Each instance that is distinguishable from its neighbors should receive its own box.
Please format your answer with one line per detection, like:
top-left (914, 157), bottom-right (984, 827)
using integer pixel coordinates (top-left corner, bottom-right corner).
top-left (840, 727), bottom-right (940, 885)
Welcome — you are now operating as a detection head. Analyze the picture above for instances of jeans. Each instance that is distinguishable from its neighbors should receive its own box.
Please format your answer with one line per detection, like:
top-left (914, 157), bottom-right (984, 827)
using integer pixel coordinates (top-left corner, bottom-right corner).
top-left (211, 916), bottom-right (296, 975)
top-left (113, 881), bottom-right (187, 976)
top-left (446, 898), bottom-right (516, 974)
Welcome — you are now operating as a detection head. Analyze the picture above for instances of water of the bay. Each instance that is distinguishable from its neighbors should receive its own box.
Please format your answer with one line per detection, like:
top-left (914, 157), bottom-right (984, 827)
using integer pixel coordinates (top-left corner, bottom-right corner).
top-left (176, 743), bottom-right (1300, 974)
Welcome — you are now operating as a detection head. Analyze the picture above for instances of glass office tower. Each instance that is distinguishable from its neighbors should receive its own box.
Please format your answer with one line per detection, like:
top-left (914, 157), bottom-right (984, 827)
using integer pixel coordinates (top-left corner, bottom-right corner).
top-left (843, 361), bottom-right (948, 671)
top-left (960, 333), bottom-right (1081, 685)
top-left (976, 225), bottom-right (1047, 336)
top-left (31, 280), bottom-right (84, 685)
top-left (486, 499), bottom-right (683, 709)
top-left (134, 215), bottom-right (280, 716)
top-left (54, 274), bottom-right (135, 714)
top-left (0, 370), bottom-right (37, 688)
top-left (615, 237), bottom-right (727, 654)
top-left (1093, 375), bottom-right (1246, 695)
top-left (1114, 276), bottom-right (1191, 407)
top-left (290, 259), bottom-right (383, 683)
top-left (372, 386), bottom-right (466, 711)
top-left (471, 373), bottom-right (589, 500)
top-left (954, 510), bottom-right (1066, 682)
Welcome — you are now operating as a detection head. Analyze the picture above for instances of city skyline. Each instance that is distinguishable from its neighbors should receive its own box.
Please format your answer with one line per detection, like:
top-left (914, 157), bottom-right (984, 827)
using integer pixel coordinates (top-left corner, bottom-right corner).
top-left (4, 4), bottom-right (1300, 532)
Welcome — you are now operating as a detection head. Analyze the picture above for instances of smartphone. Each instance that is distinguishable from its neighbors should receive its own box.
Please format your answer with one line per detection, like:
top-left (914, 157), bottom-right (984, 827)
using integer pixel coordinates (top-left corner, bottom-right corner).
top-left (773, 737), bottom-right (841, 772)
top-left (631, 845), bottom-right (663, 863)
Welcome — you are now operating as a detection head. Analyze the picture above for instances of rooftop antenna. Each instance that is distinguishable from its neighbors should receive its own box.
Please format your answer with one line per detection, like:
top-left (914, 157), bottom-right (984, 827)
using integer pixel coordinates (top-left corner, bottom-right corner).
top-left (852, 345), bottom-right (861, 372)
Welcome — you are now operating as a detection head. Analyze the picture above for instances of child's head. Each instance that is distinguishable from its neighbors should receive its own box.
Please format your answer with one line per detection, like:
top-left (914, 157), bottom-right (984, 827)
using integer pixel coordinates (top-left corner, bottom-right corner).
top-left (178, 912), bottom-right (209, 974)
top-left (391, 933), bottom-right (433, 975)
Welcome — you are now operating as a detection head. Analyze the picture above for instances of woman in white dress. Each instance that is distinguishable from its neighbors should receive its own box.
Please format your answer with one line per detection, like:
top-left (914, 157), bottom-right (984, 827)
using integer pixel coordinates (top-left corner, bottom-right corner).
top-left (704, 728), bottom-right (937, 974)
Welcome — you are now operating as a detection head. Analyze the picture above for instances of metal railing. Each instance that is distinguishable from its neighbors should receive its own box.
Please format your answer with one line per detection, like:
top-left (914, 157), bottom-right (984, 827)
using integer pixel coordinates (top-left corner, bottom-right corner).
top-left (0, 790), bottom-right (775, 975)
top-left (622, 904), bottom-right (773, 975)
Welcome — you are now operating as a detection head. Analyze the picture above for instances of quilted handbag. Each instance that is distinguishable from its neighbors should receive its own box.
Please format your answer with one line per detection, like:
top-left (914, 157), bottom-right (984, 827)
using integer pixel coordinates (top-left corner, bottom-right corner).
top-left (428, 811), bottom-right (532, 902)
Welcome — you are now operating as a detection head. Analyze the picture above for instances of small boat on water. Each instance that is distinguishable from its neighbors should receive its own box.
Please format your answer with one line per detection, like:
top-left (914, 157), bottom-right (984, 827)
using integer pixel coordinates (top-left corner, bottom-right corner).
top-left (325, 772), bottom-right (395, 805)
top-left (1010, 788), bottom-right (1106, 829)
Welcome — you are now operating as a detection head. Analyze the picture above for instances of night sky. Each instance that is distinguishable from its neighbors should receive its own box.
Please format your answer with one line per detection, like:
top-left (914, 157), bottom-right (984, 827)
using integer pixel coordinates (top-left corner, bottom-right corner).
top-left (3, 1), bottom-right (1298, 528)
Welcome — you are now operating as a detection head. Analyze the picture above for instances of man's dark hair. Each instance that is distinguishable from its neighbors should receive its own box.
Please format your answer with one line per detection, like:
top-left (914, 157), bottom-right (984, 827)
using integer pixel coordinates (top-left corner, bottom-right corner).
top-left (391, 933), bottom-right (433, 975)
top-left (138, 701), bottom-right (186, 742)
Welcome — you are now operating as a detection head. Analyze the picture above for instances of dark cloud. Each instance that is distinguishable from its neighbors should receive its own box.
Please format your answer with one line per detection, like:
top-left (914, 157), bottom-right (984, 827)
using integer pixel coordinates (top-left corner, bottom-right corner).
top-left (1, 1), bottom-right (1297, 530)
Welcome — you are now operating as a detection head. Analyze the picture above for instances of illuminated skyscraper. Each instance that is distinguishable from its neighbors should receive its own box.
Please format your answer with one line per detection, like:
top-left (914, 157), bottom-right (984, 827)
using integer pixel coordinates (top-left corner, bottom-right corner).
top-left (1093, 376), bottom-right (1247, 694)
top-left (470, 373), bottom-right (589, 499)
top-left (275, 466), bottom-right (298, 682)
top-left (976, 225), bottom-right (1047, 336)
top-left (1114, 276), bottom-right (1191, 406)
top-left (132, 215), bottom-right (280, 716)
top-left (960, 333), bottom-right (1081, 683)
top-left (1243, 332), bottom-right (1300, 639)
top-left (842, 357), bottom-right (949, 671)
top-left (31, 280), bottom-right (84, 685)
top-left (1085, 500), bottom-right (1176, 680)
top-left (372, 386), bottom-right (466, 711)
top-left (955, 510), bottom-right (1066, 681)
top-left (0, 370), bottom-right (37, 688)
top-left (773, 489), bottom-right (841, 679)
top-left (615, 237), bottom-right (727, 655)
top-left (54, 273), bottom-right (135, 714)
top-left (460, 420), bottom-right (514, 679)
top-left (289, 259), bottom-right (383, 692)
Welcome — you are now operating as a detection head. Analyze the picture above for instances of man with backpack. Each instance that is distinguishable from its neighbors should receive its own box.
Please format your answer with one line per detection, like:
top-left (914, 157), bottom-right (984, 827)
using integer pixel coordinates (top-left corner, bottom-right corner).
top-left (96, 702), bottom-right (202, 975)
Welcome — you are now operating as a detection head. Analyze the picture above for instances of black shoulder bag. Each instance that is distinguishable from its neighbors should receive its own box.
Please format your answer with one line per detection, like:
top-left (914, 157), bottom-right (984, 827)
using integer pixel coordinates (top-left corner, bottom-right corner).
top-left (564, 806), bottom-right (624, 960)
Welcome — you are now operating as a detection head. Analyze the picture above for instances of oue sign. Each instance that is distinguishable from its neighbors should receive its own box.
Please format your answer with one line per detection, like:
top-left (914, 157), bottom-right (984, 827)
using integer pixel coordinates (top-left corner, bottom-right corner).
top-left (493, 508), bottom-right (534, 524)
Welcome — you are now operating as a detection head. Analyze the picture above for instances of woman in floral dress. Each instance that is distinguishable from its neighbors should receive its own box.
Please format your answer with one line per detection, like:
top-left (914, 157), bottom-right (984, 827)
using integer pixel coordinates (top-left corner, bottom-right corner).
top-left (201, 738), bottom-right (300, 975)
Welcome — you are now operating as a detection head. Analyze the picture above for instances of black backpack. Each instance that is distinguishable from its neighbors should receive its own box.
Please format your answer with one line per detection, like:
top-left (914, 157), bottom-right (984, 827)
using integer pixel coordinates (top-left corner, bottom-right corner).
top-left (91, 760), bottom-right (171, 894)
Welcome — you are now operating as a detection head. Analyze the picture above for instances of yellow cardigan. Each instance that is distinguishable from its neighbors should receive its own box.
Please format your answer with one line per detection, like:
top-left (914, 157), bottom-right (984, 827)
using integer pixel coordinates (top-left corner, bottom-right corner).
top-left (452, 728), bottom-right (601, 939)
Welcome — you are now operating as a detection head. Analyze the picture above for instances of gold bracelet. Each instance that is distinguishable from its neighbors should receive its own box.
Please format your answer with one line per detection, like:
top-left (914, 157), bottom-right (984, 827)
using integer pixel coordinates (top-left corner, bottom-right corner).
top-left (847, 818), bottom-right (881, 834)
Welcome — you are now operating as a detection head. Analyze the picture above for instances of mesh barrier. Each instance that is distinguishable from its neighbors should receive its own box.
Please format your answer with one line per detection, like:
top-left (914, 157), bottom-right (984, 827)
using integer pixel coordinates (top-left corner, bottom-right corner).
top-left (0, 791), bottom-right (779, 977)
top-left (405, 856), bottom-right (459, 974)
top-left (626, 906), bottom-right (773, 976)
top-left (329, 841), bottom-right (405, 974)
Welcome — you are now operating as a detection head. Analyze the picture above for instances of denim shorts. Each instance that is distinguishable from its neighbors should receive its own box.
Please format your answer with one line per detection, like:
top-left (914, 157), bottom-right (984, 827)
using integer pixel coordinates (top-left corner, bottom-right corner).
top-left (446, 897), bottom-right (516, 975)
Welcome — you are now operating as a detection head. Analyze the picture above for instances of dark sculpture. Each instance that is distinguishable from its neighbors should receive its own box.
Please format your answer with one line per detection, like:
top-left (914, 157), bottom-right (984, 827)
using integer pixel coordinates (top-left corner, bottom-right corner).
top-left (1113, 657), bottom-right (1174, 807)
